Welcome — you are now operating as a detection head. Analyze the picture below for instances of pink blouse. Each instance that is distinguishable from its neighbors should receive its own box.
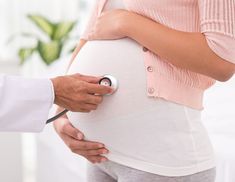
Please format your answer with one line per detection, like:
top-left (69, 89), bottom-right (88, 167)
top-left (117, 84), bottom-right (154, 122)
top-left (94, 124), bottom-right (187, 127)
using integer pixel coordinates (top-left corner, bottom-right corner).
top-left (80, 0), bottom-right (235, 110)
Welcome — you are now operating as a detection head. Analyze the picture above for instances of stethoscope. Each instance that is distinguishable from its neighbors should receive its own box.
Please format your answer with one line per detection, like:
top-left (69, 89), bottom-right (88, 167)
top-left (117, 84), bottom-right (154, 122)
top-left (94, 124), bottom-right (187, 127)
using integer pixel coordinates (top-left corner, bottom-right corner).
top-left (46, 75), bottom-right (118, 124)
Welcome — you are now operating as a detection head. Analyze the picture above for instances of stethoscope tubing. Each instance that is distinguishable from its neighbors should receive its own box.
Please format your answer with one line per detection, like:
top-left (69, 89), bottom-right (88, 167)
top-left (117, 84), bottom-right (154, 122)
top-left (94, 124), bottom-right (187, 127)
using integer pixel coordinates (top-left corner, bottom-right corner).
top-left (46, 109), bottom-right (68, 124)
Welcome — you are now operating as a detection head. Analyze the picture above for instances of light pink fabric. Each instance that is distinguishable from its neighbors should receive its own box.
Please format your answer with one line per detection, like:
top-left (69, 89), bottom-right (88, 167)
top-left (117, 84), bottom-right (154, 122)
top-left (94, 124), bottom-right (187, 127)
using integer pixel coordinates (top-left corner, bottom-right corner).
top-left (205, 32), bottom-right (235, 64)
top-left (80, 0), bottom-right (235, 110)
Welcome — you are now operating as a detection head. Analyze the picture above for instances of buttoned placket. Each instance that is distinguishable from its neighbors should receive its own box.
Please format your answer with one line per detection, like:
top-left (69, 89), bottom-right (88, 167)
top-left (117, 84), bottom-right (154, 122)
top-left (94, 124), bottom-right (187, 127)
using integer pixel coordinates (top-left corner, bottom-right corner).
top-left (143, 47), bottom-right (157, 96)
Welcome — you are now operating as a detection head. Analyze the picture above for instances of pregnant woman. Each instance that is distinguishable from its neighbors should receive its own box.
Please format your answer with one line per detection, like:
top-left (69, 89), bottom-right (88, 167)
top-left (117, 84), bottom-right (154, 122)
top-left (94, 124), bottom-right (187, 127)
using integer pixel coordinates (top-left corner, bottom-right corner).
top-left (54, 0), bottom-right (235, 181)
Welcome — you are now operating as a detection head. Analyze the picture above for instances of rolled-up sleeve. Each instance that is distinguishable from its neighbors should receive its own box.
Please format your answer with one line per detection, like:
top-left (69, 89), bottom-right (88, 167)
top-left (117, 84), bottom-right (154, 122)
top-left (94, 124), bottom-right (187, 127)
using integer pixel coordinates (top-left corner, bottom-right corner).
top-left (81, 0), bottom-right (107, 40)
top-left (199, 0), bottom-right (235, 64)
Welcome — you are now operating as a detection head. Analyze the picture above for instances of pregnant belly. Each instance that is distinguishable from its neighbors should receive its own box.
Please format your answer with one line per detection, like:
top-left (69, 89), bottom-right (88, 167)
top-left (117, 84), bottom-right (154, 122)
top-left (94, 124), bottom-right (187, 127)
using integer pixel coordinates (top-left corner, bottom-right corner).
top-left (66, 38), bottom-right (200, 165)
top-left (67, 38), bottom-right (150, 137)
top-left (67, 38), bottom-right (157, 144)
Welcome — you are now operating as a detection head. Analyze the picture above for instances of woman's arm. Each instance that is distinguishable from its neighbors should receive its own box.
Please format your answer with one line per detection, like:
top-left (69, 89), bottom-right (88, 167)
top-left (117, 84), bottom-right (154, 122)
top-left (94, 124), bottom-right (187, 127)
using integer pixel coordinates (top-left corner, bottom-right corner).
top-left (89, 9), bottom-right (235, 82)
top-left (85, 1), bottom-right (235, 82)
top-left (121, 14), bottom-right (235, 82)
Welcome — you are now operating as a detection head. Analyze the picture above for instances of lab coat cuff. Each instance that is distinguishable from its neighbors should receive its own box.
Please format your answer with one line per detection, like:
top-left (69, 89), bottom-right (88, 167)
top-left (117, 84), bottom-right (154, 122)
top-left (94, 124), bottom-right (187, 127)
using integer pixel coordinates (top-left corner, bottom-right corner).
top-left (48, 79), bottom-right (55, 108)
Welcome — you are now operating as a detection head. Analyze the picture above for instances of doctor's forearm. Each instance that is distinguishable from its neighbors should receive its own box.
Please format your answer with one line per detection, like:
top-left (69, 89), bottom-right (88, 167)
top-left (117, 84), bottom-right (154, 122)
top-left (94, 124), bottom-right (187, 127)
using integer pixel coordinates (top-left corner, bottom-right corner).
top-left (122, 14), bottom-right (235, 81)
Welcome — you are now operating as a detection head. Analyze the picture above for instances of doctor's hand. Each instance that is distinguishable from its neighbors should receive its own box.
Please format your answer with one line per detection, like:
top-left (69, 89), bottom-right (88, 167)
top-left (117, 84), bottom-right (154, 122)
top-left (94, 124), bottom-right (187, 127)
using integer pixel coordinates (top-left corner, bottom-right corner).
top-left (51, 73), bottom-right (112, 112)
top-left (53, 116), bottom-right (109, 164)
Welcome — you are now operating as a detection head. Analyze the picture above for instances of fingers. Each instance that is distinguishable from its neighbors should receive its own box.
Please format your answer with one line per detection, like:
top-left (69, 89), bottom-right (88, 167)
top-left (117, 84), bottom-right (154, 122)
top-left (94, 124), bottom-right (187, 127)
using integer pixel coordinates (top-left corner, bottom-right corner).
top-left (53, 117), bottom-right (109, 164)
top-left (68, 138), bottom-right (105, 150)
top-left (82, 76), bottom-right (101, 84)
top-left (70, 73), bottom-right (113, 95)
top-left (84, 155), bottom-right (109, 164)
top-left (63, 135), bottom-right (108, 154)
top-left (65, 135), bottom-right (110, 164)
top-left (61, 122), bottom-right (84, 140)
top-left (71, 73), bottom-right (102, 84)
top-left (77, 95), bottom-right (103, 111)
top-left (85, 95), bottom-right (103, 105)
top-left (79, 109), bottom-right (91, 113)
top-left (83, 104), bottom-right (98, 111)
top-left (54, 73), bottom-right (112, 112)
top-left (63, 134), bottom-right (105, 149)
top-left (74, 103), bottom-right (100, 112)
top-left (75, 148), bottom-right (109, 156)
top-left (87, 83), bottom-right (113, 95)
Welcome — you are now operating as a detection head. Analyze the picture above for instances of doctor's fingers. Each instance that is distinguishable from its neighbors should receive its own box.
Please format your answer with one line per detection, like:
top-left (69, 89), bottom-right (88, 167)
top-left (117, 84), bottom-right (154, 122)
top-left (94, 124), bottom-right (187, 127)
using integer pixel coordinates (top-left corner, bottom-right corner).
top-left (87, 83), bottom-right (113, 95)
top-left (81, 103), bottom-right (99, 111)
top-left (85, 95), bottom-right (103, 105)
top-left (72, 102), bottom-right (99, 112)
top-left (74, 74), bottom-right (102, 84)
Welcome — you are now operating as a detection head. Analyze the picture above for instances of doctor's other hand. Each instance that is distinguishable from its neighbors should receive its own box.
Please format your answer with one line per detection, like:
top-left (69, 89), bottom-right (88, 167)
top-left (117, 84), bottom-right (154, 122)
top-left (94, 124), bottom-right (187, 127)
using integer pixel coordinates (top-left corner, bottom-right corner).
top-left (51, 73), bottom-right (112, 112)
top-left (54, 116), bottom-right (109, 164)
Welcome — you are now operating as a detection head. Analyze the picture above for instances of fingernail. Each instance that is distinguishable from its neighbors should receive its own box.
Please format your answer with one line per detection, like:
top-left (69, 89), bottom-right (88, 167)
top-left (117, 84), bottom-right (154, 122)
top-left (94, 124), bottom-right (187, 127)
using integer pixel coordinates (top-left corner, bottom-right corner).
top-left (102, 150), bottom-right (109, 154)
top-left (77, 133), bottom-right (83, 140)
top-left (101, 158), bottom-right (108, 162)
top-left (99, 144), bottom-right (104, 148)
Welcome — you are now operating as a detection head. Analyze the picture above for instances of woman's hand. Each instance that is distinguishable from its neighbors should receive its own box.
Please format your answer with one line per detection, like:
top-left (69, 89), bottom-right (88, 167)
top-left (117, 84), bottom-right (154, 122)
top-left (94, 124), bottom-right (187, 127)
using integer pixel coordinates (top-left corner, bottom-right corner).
top-left (53, 116), bottom-right (109, 163)
top-left (88, 9), bottom-right (134, 40)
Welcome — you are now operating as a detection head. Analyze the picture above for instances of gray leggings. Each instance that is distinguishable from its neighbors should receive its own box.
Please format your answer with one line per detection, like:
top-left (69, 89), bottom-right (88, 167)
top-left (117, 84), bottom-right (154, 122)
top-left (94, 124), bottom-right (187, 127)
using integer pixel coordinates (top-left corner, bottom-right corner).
top-left (87, 161), bottom-right (216, 182)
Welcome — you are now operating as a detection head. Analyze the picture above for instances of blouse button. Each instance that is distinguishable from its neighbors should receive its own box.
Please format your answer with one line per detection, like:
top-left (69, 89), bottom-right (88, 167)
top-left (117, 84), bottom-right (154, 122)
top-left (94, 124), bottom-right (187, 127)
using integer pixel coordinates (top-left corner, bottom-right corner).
top-left (147, 66), bottom-right (153, 72)
top-left (143, 47), bottom-right (149, 52)
top-left (148, 87), bottom-right (155, 94)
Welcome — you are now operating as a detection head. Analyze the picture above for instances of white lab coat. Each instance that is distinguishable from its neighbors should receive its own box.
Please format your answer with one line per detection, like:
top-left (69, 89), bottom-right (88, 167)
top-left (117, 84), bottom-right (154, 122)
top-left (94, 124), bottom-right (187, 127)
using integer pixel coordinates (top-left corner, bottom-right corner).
top-left (0, 75), bottom-right (54, 132)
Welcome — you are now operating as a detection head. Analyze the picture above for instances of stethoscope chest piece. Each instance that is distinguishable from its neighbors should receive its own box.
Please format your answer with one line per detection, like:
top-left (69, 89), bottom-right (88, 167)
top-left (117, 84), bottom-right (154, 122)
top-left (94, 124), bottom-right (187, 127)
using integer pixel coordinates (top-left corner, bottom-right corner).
top-left (99, 75), bottom-right (118, 95)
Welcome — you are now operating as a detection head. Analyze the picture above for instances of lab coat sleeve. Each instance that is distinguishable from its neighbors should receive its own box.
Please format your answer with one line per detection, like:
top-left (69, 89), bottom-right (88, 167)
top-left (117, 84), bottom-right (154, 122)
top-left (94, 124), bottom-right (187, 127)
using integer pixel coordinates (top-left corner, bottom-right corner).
top-left (0, 75), bottom-right (54, 132)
